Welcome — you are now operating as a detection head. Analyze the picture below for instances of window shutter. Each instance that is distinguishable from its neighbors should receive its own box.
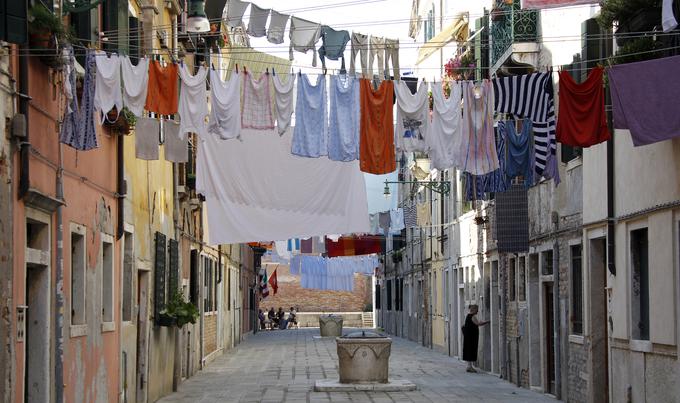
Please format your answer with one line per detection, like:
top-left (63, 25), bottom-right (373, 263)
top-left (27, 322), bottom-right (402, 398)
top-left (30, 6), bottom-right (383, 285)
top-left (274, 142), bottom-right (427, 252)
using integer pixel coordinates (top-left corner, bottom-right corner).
top-left (154, 232), bottom-right (167, 324)
top-left (190, 249), bottom-right (199, 305)
top-left (168, 239), bottom-right (179, 295)
top-left (2, 0), bottom-right (28, 44)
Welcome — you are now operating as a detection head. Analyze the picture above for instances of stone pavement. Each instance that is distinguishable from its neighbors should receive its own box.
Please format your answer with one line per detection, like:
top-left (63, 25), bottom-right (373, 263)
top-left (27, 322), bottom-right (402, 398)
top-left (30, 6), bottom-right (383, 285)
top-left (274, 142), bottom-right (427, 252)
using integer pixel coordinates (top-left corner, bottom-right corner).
top-left (158, 328), bottom-right (555, 403)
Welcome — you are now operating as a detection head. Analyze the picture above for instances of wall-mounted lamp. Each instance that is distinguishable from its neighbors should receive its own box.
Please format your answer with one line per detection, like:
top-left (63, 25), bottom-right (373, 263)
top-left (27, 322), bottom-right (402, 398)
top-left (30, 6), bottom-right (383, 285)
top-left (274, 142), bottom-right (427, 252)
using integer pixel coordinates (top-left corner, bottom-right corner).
top-left (382, 179), bottom-right (450, 196)
top-left (186, 0), bottom-right (210, 33)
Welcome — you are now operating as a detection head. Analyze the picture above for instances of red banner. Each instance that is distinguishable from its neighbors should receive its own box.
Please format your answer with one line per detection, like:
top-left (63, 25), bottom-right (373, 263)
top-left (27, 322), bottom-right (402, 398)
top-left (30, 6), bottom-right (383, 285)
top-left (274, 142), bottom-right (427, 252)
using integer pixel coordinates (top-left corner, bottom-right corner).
top-left (522, 0), bottom-right (598, 9)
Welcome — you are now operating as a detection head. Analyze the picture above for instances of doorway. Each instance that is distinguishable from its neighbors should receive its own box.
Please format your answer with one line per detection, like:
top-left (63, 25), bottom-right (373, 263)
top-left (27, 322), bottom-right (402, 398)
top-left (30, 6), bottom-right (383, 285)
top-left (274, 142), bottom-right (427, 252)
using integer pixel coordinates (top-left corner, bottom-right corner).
top-left (528, 254), bottom-right (541, 388)
top-left (491, 261), bottom-right (500, 374)
top-left (544, 283), bottom-right (556, 395)
top-left (589, 238), bottom-right (609, 403)
top-left (136, 271), bottom-right (149, 403)
top-left (25, 217), bottom-right (51, 403)
top-left (482, 262), bottom-right (491, 371)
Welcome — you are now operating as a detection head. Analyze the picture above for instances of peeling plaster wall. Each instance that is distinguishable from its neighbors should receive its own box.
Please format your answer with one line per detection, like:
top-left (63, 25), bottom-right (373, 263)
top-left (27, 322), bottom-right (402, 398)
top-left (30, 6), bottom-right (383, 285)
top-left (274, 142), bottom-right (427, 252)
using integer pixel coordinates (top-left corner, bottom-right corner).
top-left (0, 46), bottom-right (15, 403)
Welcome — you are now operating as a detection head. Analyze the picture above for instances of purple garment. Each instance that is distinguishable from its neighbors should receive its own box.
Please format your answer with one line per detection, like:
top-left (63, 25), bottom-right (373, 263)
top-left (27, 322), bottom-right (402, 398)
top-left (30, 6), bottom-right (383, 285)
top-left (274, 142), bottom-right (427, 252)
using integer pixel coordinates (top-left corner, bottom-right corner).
top-left (609, 55), bottom-right (680, 146)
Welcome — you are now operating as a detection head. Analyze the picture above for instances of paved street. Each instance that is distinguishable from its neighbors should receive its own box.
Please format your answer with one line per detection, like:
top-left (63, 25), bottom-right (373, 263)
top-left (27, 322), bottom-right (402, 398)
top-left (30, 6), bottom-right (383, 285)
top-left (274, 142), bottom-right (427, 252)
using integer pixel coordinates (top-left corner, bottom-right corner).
top-left (158, 328), bottom-right (554, 403)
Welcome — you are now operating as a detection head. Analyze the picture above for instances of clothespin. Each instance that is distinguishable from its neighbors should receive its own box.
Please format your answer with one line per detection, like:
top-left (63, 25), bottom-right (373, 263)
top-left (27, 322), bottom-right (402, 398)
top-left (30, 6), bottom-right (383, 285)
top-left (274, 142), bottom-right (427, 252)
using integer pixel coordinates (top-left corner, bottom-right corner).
top-left (243, 65), bottom-right (247, 74)
top-left (180, 58), bottom-right (184, 67)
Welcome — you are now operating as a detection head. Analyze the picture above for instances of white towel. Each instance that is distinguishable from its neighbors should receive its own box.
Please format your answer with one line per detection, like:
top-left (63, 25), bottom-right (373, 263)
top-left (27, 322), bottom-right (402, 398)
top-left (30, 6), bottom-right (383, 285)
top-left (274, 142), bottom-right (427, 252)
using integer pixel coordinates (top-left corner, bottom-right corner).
top-left (120, 56), bottom-right (149, 117)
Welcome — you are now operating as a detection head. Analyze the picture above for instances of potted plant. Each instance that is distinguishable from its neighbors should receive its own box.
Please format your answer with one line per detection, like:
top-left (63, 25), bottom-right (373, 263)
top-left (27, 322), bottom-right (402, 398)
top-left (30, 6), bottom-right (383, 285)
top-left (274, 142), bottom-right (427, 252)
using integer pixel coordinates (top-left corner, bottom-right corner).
top-left (391, 250), bottom-right (402, 263)
top-left (597, 0), bottom-right (661, 45)
top-left (104, 107), bottom-right (137, 135)
top-left (28, 5), bottom-right (69, 48)
top-left (159, 291), bottom-right (200, 328)
top-left (445, 52), bottom-right (476, 81)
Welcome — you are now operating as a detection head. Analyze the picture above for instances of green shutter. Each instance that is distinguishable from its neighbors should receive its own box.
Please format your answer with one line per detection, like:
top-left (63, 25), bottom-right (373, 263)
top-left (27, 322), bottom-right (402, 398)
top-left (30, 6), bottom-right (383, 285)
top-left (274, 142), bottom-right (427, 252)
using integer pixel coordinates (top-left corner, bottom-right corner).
top-left (2, 0), bottom-right (28, 44)
top-left (154, 232), bottom-right (167, 324)
top-left (168, 239), bottom-right (179, 295)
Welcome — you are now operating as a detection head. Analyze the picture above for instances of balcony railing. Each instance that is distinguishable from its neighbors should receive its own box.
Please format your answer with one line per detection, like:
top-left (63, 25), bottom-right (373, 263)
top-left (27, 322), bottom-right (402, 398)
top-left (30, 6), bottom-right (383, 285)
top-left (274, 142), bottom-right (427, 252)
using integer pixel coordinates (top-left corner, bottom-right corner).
top-left (490, 0), bottom-right (539, 67)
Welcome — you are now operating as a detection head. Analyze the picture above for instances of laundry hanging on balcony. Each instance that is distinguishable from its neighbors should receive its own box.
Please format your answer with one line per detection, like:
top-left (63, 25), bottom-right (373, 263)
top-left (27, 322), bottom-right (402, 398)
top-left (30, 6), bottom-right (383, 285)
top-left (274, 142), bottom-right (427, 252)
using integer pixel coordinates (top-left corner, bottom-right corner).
top-left (556, 66), bottom-right (610, 147)
top-left (196, 127), bottom-right (370, 244)
top-left (608, 55), bottom-right (680, 146)
top-left (394, 79), bottom-right (431, 153)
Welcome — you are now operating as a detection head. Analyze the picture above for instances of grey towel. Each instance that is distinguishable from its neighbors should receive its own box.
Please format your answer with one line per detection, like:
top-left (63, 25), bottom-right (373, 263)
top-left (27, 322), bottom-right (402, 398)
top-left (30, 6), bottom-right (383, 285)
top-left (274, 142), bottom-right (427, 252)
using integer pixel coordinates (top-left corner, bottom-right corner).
top-left (135, 117), bottom-right (159, 160)
top-left (164, 120), bottom-right (188, 163)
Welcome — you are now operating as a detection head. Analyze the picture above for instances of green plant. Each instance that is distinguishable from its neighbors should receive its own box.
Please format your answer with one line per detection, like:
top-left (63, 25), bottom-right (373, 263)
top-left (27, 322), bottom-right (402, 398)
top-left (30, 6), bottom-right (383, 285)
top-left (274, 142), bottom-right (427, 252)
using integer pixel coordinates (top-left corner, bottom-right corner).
top-left (609, 36), bottom-right (665, 65)
top-left (596, 0), bottom-right (660, 29)
top-left (120, 107), bottom-right (137, 127)
top-left (28, 4), bottom-right (67, 41)
top-left (161, 291), bottom-right (200, 328)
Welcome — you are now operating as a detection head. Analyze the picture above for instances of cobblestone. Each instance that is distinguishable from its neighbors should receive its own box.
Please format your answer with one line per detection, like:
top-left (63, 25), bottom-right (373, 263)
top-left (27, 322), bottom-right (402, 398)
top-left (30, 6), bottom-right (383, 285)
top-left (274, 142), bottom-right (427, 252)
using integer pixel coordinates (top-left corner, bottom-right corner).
top-left (158, 328), bottom-right (554, 403)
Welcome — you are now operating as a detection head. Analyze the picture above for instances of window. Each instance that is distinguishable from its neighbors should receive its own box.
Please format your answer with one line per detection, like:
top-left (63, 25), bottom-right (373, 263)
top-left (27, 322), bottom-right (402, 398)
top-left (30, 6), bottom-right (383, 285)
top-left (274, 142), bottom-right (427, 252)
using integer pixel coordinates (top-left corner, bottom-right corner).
top-left (386, 279), bottom-right (393, 311)
top-left (541, 250), bottom-right (554, 275)
top-left (423, 5), bottom-right (435, 42)
top-left (509, 258), bottom-right (516, 301)
top-left (571, 244), bottom-right (583, 335)
top-left (122, 230), bottom-right (134, 322)
top-left (375, 282), bottom-right (381, 310)
top-left (203, 257), bottom-right (217, 313)
top-left (101, 235), bottom-right (114, 324)
top-left (518, 256), bottom-right (526, 302)
top-left (631, 228), bottom-right (649, 340)
top-left (71, 228), bottom-right (86, 326)
top-left (1, 0), bottom-right (28, 44)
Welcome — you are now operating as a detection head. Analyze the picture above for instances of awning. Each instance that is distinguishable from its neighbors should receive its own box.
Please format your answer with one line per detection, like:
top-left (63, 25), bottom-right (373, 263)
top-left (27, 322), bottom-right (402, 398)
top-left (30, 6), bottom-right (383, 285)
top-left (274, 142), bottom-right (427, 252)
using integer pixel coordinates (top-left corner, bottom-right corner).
top-left (416, 14), bottom-right (469, 65)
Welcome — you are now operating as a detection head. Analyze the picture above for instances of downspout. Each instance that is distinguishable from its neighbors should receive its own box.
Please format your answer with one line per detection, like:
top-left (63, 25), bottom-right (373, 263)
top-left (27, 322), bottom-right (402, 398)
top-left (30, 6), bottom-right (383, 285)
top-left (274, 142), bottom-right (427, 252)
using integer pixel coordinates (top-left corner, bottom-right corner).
top-left (55, 138), bottom-right (65, 403)
top-left (18, 45), bottom-right (29, 198)
top-left (553, 236), bottom-right (561, 399)
top-left (500, 254), bottom-right (507, 380)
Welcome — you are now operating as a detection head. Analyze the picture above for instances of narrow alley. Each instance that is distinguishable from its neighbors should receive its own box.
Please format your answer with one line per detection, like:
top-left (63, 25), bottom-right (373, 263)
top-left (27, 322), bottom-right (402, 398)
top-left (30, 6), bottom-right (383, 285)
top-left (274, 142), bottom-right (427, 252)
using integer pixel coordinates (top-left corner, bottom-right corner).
top-left (158, 328), bottom-right (553, 403)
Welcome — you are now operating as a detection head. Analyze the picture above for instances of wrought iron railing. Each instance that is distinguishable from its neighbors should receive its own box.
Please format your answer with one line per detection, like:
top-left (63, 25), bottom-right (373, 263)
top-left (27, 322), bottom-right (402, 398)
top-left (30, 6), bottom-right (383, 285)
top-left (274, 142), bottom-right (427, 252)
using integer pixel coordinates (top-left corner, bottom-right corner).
top-left (490, 0), bottom-right (539, 66)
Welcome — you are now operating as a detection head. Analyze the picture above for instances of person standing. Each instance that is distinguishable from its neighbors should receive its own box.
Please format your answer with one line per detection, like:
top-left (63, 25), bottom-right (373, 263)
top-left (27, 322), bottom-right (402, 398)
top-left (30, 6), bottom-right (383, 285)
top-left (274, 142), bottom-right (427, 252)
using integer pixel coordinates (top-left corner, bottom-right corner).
top-left (258, 309), bottom-right (266, 330)
top-left (462, 304), bottom-right (489, 373)
top-left (268, 307), bottom-right (276, 330)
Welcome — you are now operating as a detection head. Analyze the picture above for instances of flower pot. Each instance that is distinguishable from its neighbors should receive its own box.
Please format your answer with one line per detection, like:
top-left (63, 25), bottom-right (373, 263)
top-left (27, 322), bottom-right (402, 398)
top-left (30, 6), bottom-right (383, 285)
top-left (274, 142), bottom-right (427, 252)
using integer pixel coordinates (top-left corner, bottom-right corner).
top-left (157, 313), bottom-right (176, 327)
top-left (30, 31), bottom-right (52, 49)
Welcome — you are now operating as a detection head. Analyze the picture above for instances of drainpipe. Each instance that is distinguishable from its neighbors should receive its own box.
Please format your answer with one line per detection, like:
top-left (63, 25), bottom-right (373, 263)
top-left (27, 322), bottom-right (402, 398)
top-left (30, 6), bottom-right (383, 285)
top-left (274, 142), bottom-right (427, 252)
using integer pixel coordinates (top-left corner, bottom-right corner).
top-left (552, 238), bottom-right (561, 400)
top-left (55, 142), bottom-right (65, 403)
top-left (500, 255), bottom-right (507, 379)
top-left (18, 45), bottom-right (29, 198)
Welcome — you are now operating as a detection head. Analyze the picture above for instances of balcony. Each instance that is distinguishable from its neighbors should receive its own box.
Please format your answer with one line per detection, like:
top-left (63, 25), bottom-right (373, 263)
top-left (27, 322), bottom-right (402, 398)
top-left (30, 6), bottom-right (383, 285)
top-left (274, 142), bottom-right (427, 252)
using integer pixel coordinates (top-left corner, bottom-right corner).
top-left (490, 0), bottom-right (540, 76)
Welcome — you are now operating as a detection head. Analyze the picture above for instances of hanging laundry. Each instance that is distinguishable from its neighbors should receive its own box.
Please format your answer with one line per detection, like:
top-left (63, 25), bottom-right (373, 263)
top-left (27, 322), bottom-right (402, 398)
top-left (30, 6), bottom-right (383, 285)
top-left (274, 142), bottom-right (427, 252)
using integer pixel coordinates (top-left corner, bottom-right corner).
top-left (416, 202), bottom-right (430, 226)
top-left (329, 75), bottom-right (360, 161)
top-left (241, 71), bottom-right (274, 130)
top-left (319, 26), bottom-right (350, 72)
top-left (145, 60), bottom-right (178, 116)
top-left (368, 36), bottom-right (385, 78)
top-left (663, 0), bottom-right (679, 32)
top-left (325, 235), bottom-right (382, 257)
top-left (300, 237), bottom-right (313, 253)
top-left (208, 69), bottom-right (241, 140)
top-left (164, 120), bottom-right (188, 163)
top-left (383, 38), bottom-right (400, 79)
top-left (289, 17), bottom-right (322, 67)
top-left (369, 213), bottom-right (381, 234)
top-left (428, 81), bottom-right (462, 170)
top-left (312, 236), bottom-right (326, 254)
top-left (273, 74), bottom-right (295, 135)
top-left (408, 0), bottom-right (422, 39)
top-left (557, 67), bottom-right (610, 147)
top-left (495, 182), bottom-right (529, 253)
top-left (460, 80), bottom-right (499, 175)
top-left (289, 254), bottom-right (301, 275)
top-left (403, 204), bottom-right (417, 228)
top-left (135, 117), bottom-right (160, 160)
top-left (504, 120), bottom-right (533, 183)
top-left (390, 208), bottom-right (405, 232)
top-left (225, 0), bottom-right (249, 28)
top-left (267, 10), bottom-right (289, 44)
top-left (121, 56), bottom-right (149, 117)
top-left (60, 49), bottom-right (98, 151)
top-left (349, 32), bottom-right (369, 77)
top-left (94, 51), bottom-right (123, 123)
top-left (196, 128), bottom-right (369, 244)
top-left (492, 72), bottom-right (558, 183)
top-left (464, 123), bottom-right (509, 200)
top-left (178, 64), bottom-right (209, 139)
top-left (359, 79), bottom-right (395, 174)
top-left (292, 74), bottom-right (328, 157)
top-left (395, 79), bottom-right (430, 153)
top-left (609, 55), bottom-right (680, 147)
top-left (246, 3), bottom-right (270, 37)
top-left (378, 211), bottom-right (391, 233)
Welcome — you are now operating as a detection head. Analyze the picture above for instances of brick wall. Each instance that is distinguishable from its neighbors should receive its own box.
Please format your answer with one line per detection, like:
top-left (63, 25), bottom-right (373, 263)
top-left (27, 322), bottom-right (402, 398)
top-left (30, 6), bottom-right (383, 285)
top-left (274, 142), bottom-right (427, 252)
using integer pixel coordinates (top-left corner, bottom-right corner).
top-left (261, 264), bottom-right (372, 312)
top-left (203, 314), bottom-right (217, 355)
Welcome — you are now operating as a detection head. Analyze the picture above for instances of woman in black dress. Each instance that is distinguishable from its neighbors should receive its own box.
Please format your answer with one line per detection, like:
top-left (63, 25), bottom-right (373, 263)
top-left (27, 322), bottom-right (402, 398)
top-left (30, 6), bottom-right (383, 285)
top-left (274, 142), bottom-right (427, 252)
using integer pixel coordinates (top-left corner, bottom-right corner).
top-left (462, 304), bottom-right (489, 373)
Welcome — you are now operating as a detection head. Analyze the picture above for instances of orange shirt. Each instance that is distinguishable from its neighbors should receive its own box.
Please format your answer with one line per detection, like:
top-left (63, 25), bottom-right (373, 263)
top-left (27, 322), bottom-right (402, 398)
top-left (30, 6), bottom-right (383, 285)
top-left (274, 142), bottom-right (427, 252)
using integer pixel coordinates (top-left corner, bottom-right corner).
top-left (145, 61), bottom-right (178, 115)
top-left (359, 79), bottom-right (395, 174)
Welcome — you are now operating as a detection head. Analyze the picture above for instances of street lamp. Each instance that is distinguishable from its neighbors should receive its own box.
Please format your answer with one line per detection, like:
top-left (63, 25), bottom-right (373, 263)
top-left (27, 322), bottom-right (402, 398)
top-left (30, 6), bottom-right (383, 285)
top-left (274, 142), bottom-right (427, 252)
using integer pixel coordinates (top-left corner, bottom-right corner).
top-left (186, 0), bottom-right (211, 33)
top-left (382, 179), bottom-right (451, 196)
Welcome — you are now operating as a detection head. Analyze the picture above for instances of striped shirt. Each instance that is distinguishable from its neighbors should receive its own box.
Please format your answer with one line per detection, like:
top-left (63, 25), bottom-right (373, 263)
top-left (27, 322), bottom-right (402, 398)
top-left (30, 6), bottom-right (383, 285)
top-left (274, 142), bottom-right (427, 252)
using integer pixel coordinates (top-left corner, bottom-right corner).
top-left (493, 72), bottom-right (559, 183)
